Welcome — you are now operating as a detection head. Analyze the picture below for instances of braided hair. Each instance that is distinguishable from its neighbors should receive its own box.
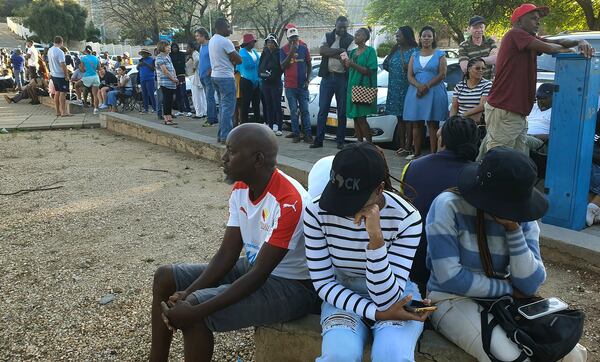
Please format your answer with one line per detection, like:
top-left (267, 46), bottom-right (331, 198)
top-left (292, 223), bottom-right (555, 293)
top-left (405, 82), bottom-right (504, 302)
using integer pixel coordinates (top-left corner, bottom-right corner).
top-left (441, 115), bottom-right (480, 161)
top-left (464, 57), bottom-right (485, 80)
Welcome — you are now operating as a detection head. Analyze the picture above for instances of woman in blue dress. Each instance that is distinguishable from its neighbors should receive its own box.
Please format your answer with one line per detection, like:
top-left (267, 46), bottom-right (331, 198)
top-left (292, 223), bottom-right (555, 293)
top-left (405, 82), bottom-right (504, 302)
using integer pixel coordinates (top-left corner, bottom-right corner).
top-left (383, 26), bottom-right (418, 156)
top-left (403, 26), bottom-right (448, 160)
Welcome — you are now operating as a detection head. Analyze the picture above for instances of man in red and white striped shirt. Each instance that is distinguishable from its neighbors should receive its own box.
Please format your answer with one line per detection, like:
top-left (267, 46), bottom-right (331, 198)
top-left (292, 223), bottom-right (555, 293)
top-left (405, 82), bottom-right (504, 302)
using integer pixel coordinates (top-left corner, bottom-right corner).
top-left (150, 123), bottom-right (319, 361)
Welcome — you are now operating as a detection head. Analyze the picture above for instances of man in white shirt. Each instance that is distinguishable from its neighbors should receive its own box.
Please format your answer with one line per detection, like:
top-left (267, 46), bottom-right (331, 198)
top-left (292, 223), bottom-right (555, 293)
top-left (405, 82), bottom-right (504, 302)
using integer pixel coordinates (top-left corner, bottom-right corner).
top-left (151, 123), bottom-right (319, 361)
top-left (47, 36), bottom-right (71, 117)
top-left (25, 40), bottom-right (39, 81)
top-left (209, 18), bottom-right (242, 143)
top-left (526, 83), bottom-right (553, 151)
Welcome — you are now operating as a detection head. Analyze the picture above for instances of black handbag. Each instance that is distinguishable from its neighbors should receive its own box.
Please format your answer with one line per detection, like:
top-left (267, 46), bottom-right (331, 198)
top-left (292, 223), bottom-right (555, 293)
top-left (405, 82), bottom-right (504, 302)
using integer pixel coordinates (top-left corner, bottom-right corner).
top-left (474, 210), bottom-right (585, 362)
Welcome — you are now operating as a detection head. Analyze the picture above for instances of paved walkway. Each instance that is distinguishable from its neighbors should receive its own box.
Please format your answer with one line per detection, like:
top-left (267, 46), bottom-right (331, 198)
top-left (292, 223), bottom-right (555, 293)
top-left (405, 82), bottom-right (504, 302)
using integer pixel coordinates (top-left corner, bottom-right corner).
top-left (0, 94), bottom-right (100, 130)
top-left (0, 22), bottom-right (23, 49)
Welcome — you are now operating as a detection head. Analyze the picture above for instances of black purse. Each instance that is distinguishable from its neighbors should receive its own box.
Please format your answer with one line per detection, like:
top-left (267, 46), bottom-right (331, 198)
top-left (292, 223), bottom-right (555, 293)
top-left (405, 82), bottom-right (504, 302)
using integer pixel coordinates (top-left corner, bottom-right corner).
top-left (474, 210), bottom-right (585, 362)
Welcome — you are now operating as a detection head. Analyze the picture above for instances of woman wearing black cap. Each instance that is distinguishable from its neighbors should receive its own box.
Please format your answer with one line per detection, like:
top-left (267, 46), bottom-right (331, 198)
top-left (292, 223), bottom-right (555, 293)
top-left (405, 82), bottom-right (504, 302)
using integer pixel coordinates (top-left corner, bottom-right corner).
top-left (259, 34), bottom-right (283, 135)
top-left (304, 142), bottom-right (431, 361)
top-left (425, 147), bottom-right (585, 361)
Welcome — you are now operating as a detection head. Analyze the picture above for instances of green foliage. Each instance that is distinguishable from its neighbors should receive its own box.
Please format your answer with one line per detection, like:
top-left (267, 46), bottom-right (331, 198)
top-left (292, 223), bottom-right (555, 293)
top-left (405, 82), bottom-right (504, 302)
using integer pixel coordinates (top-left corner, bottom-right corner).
top-left (0, 0), bottom-right (31, 17)
top-left (85, 21), bottom-right (101, 42)
top-left (366, 0), bottom-right (595, 44)
top-left (23, 0), bottom-right (87, 43)
top-left (376, 41), bottom-right (395, 57)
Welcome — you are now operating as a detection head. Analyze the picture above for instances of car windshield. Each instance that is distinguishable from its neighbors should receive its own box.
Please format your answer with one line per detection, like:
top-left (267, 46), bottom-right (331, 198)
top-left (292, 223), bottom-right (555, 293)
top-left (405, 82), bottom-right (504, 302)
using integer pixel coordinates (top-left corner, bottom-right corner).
top-left (537, 38), bottom-right (600, 71)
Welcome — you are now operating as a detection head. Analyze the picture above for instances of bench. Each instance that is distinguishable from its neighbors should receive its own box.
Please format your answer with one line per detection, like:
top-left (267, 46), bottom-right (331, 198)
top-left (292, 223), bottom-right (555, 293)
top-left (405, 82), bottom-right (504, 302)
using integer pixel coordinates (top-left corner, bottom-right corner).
top-left (39, 96), bottom-right (85, 114)
top-left (254, 314), bottom-right (475, 362)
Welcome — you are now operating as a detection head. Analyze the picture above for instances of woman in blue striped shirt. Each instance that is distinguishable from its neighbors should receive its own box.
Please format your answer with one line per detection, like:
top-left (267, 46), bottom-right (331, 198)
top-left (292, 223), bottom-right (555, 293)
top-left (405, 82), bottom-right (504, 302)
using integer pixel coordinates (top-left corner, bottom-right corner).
top-left (426, 147), bottom-right (585, 361)
top-left (155, 40), bottom-right (178, 125)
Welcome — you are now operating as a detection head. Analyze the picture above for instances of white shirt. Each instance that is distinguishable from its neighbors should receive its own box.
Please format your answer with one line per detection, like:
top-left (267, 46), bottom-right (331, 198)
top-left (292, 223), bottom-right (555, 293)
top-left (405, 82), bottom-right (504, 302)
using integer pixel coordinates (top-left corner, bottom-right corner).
top-left (47, 46), bottom-right (66, 78)
top-left (321, 34), bottom-right (356, 73)
top-left (419, 54), bottom-right (434, 68)
top-left (227, 169), bottom-right (310, 280)
top-left (26, 46), bottom-right (38, 68)
top-left (527, 103), bottom-right (552, 135)
top-left (208, 34), bottom-right (236, 78)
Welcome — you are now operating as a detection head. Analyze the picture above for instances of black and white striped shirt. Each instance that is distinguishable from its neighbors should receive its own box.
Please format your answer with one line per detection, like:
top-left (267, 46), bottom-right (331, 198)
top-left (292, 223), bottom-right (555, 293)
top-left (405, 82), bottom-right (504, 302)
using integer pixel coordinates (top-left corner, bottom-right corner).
top-left (453, 79), bottom-right (492, 116)
top-left (303, 191), bottom-right (422, 321)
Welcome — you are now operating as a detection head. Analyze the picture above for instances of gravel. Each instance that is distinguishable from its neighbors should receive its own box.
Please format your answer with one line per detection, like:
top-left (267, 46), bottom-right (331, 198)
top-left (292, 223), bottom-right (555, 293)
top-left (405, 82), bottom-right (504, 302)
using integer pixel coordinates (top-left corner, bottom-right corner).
top-left (0, 129), bottom-right (598, 361)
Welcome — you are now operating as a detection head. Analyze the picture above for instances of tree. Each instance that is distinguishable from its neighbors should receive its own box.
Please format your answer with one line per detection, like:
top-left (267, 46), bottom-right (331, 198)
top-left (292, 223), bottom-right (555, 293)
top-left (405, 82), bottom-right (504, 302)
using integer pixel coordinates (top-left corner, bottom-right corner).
top-left (164, 0), bottom-right (209, 44)
top-left (85, 21), bottom-right (101, 42)
top-left (233, 0), bottom-right (345, 43)
top-left (23, 0), bottom-right (87, 43)
top-left (575, 0), bottom-right (600, 30)
top-left (0, 0), bottom-right (31, 17)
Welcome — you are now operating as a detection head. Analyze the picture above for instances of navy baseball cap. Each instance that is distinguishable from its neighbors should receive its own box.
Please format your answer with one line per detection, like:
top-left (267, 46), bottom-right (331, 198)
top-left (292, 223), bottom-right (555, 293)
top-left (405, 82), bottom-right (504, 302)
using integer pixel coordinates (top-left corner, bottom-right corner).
top-left (319, 143), bottom-right (386, 216)
top-left (469, 16), bottom-right (486, 27)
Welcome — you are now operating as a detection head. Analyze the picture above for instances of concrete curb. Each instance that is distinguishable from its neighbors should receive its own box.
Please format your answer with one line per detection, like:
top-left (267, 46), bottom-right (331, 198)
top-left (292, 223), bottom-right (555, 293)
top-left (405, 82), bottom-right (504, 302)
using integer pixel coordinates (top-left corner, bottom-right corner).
top-left (101, 113), bottom-right (600, 270)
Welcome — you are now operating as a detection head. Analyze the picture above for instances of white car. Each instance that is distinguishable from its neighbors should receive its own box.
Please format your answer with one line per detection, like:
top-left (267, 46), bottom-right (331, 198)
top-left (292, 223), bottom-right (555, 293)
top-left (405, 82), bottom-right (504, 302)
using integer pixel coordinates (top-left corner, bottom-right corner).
top-left (283, 58), bottom-right (462, 147)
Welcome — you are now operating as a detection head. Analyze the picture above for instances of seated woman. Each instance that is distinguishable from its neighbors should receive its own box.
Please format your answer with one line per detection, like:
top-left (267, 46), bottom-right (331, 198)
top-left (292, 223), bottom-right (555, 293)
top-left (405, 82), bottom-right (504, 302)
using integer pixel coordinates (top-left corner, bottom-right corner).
top-left (106, 66), bottom-right (132, 112)
top-left (449, 57), bottom-right (492, 125)
top-left (98, 67), bottom-right (118, 109)
top-left (426, 147), bottom-right (586, 361)
top-left (304, 143), bottom-right (431, 362)
top-left (401, 115), bottom-right (479, 296)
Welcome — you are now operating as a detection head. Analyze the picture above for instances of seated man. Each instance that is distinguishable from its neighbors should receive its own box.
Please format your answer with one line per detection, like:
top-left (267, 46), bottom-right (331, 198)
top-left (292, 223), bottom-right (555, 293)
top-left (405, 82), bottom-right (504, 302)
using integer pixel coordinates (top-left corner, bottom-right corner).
top-left (526, 83), bottom-right (553, 149)
top-left (151, 123), bottom-right (319, 362)
top-left (0, 69), bottom-right (15, 92)
top-left (70, 67), bottom-right (85, 105)
top-left (4, 76), bottom-right (48, 104)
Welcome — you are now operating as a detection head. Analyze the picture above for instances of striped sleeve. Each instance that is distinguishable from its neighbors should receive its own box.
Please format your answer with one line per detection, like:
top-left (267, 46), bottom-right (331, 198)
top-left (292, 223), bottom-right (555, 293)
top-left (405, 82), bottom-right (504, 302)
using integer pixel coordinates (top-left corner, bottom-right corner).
top-left (506, 221), bottom-right (546, 296)
top-left (366, 207), bottom-right (421, 310)
top-left (303, 203), bottom-right (378, 321)
top-left (482, 80), bottom-right (492, 97)
top-left (426, 193), bottom-right (512, 298)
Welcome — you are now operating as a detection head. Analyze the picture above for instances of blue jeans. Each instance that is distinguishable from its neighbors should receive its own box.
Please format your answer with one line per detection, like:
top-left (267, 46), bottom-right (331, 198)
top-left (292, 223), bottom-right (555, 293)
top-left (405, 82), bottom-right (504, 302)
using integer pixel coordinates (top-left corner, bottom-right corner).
top-left (211, 77), bottom-right (236, 141)
top-left (317, 279), bottom-right (424, 362)
top-left (107, 88), bottom-right (132, 106)
top-left (14, 70), bottom-right (24, 88)
top-left (285, 87), bottom-right (312, 138)
top-left (315, 73), bottom-right (348, 145)
top-left (140, 79), bottom-right (157, 112)
top-left (176, 76), bottom-right (191, 112)
top-left (201, 74), bottom-right (218, 124)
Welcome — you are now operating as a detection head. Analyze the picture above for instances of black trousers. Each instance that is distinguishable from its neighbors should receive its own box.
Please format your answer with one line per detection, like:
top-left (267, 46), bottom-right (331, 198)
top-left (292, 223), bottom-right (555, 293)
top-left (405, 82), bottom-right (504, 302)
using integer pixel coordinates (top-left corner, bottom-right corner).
top-left (161, 86), bottom-right (175, 116)
top-left (240, 77), bottom-right (260, 123)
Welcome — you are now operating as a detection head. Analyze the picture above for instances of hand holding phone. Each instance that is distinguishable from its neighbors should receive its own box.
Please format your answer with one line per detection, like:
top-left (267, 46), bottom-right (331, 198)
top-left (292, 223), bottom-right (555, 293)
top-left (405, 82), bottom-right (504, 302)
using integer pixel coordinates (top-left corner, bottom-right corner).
top-left (340, 51), bottom-right (349, 61)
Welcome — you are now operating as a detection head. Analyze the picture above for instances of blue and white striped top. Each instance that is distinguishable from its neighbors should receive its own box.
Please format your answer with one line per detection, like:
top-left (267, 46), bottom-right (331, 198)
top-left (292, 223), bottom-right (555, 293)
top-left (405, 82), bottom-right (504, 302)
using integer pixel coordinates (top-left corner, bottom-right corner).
top-left (426, 192), bottom-right (546, 298)
top-left (155, 53), bottom-right (177, 89)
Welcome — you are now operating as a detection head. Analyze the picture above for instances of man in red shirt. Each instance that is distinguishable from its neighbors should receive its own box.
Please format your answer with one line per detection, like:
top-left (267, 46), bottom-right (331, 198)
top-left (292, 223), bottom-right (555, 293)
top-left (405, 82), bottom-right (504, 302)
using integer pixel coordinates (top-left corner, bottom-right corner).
top-left (479, 3), bottom-right (594, 158)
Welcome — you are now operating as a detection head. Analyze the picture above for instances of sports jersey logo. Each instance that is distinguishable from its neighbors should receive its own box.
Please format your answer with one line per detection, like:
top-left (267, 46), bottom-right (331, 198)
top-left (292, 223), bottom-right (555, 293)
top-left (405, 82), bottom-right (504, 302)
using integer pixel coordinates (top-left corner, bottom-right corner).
top-left (240, 206), bottom-right (247, 215)
top-left (261, 208), bottom-right (269, 221)
top-left (283, 201), bottom-right (298, 212)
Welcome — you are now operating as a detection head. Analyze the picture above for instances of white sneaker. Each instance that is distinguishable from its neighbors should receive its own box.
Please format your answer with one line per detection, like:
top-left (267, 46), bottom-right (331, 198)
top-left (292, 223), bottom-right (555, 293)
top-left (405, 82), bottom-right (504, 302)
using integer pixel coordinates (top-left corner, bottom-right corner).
top-left (99, 104), bottom-right (108, 109)
top-left (186, 112), bottom-right (193, 117)
top-left (174, 112), bottom-right (183, 116)
top-left (405, 154), bottom-right (416, 160)
top-left (93, 108), bottom-right (99, 115)
top-left (273, 124), bottom-right (279, 132)
top-left (586, 203), bottom-right (600, 226)
top-left (275, 130), bottom-right (283, 136)
top-left (73, 99), bottom-right (83, 105)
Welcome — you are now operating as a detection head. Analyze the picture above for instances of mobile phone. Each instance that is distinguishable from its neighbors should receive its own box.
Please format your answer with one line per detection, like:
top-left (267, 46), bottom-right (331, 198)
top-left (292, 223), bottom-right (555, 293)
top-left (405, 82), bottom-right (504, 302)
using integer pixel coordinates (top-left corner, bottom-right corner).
top-left (403, 300), bottom-right (438, 313)
top-left (518, 297), bottom-right (568, 320)
top-left (340, 51), bottom-right (348, 61)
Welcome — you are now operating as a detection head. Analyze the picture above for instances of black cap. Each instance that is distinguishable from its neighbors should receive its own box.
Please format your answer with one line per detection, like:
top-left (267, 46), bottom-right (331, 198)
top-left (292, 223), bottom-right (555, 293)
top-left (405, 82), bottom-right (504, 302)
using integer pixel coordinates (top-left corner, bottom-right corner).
top-left (319, 143), bottom-right (386, 217)
top-left (469, 16), bottom-right (486, 27)
top-left (457, 147), bottom-right (548, 222)
top-left (84, 45), bottom-right (93, 54)
top-left (536, 83), bottom-right (554, 98)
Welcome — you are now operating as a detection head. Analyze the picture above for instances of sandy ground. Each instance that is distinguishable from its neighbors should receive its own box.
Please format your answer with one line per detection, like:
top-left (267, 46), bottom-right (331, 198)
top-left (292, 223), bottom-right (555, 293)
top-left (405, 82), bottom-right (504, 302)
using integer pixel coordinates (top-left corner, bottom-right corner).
top-left (0, 129), bottom-right (598, 361)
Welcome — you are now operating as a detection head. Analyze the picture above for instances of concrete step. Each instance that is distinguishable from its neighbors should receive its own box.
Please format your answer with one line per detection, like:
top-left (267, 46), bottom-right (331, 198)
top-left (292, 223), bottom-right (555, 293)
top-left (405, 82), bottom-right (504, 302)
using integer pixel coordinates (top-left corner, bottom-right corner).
top-left (254, 314), bottom-right (475, 362)
top-left (39, 96), bottom-right (85, 114)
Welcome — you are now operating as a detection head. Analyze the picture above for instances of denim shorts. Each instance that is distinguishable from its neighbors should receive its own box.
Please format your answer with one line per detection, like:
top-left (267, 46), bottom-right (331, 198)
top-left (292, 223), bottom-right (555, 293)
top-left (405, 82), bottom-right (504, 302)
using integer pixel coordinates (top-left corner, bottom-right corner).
top-left (590, 163), bottom-right (600, 195)
top-left (172, 258), bottom-right (320, 332)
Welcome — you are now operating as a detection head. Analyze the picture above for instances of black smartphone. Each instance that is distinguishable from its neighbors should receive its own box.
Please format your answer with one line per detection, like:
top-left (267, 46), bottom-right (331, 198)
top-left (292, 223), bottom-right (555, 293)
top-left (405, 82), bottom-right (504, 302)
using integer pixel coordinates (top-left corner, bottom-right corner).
top-left (403, 300), bottom-right (438, 313)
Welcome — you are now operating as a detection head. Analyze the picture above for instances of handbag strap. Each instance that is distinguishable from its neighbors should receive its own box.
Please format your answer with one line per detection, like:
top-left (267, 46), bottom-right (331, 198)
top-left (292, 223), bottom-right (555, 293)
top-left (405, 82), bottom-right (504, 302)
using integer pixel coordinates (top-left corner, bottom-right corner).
top-left (476, 209), bottom-right (496, 279)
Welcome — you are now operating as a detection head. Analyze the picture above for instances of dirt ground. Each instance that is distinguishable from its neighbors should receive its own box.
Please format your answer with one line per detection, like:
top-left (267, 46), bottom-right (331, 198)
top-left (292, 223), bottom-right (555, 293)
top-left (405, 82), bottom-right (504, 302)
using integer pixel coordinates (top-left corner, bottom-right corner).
top-left (0, 129), bottom-right (599, 361)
